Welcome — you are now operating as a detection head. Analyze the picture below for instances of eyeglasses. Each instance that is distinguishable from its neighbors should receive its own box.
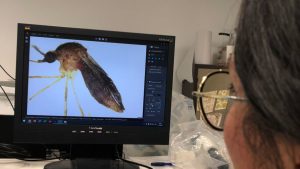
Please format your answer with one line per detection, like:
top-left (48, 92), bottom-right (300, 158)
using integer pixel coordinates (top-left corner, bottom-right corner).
top-left (192, 92), bottom-right (247, 101)
top-left (192, 70), bottom-right (247, 131)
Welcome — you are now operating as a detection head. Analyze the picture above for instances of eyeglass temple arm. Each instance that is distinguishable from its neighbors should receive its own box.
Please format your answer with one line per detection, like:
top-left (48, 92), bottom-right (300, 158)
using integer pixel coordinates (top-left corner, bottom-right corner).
top-left (192, 91), bottom-right (247, 101)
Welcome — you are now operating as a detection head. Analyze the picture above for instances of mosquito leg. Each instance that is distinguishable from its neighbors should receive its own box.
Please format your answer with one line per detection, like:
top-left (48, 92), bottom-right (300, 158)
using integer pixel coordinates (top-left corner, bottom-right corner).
top-left (29, 75), bottom-right (63, 78)
top-left (32, 45), bottom-right (45, 56)
top-left (64, 77), bottom-right (69, 116)
top-left (71, 77), bottom-right (85, 117)
top-left (29, 77), bottom-right (63, 101)
top-left (30, 45), bottom-right (46, 63)
top-left (29, 60), bottom-right (44, 63)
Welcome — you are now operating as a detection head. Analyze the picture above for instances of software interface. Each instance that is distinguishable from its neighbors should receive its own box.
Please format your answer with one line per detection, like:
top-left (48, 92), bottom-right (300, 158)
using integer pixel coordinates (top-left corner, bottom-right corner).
top-left (21, 30), bottom-right (170, 127)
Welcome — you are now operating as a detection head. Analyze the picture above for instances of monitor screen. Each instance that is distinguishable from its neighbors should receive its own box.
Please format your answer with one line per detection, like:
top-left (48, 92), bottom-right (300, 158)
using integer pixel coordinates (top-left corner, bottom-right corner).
top-left (14, 23), bottom-right (175, 145)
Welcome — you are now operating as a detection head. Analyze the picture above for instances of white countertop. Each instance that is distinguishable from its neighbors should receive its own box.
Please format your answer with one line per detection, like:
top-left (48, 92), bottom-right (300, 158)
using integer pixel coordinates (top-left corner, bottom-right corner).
top-left (0, 156), bottom-right (174, 169)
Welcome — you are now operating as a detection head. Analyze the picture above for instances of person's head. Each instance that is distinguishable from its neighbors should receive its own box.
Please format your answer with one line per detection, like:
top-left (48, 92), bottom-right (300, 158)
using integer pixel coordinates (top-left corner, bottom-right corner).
top-left (224, 0), bottom-right (300, 169)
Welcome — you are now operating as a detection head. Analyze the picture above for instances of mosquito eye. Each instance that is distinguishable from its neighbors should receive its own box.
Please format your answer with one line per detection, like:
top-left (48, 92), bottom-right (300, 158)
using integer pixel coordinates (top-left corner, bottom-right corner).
top-left (44, 52), bottom-right (57, 63)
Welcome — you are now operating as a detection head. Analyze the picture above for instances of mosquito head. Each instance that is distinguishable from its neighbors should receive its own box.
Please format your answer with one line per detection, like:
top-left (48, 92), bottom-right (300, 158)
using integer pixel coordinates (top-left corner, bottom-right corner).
top-left (43, 51), bottom-right (57, 63)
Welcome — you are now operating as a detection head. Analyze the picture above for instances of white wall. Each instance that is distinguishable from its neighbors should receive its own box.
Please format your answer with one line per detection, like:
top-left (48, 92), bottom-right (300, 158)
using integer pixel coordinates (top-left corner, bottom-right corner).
top-left (0, 0), bottom-right (240, 92)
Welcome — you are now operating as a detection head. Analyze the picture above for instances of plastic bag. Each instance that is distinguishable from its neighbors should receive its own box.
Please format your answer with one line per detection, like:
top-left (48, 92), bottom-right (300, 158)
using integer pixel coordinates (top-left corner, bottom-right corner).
top-left (169, 120), bottom-right (230, 169)
top-left (124, 91), bottom-right (196, 157)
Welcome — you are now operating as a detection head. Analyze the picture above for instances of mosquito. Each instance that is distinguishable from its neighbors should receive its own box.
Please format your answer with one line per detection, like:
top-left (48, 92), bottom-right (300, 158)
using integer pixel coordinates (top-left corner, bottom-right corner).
top-left (29, 42), bottom-right (125, 116)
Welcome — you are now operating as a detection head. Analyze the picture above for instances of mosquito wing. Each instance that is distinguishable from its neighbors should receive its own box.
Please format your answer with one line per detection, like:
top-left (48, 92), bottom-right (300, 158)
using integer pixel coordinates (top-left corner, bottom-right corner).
top-left (78, 51), bottom-right (125, 113)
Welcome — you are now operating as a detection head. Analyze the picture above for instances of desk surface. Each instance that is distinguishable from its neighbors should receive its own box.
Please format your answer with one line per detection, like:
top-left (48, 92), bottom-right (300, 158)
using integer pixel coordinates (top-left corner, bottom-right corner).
top-left (0, 159), bottom-right (54, 169)
top-left (0, 156), bottom-right (174, 169)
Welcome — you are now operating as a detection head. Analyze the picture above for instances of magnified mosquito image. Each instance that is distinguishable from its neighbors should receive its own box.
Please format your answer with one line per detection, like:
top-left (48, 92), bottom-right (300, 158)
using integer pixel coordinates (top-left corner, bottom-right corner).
top-left (28, 42), bottom-right (125, 116)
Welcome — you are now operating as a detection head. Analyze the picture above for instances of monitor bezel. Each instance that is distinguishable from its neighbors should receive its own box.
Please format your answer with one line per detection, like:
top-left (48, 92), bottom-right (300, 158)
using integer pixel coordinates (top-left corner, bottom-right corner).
top-left (14, 23), bottom-right (175, 145)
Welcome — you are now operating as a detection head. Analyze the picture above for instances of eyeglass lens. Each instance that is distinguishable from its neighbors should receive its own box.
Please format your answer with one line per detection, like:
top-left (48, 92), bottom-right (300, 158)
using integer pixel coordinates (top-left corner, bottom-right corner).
top-left (199, 72), bottom-right (232, 130)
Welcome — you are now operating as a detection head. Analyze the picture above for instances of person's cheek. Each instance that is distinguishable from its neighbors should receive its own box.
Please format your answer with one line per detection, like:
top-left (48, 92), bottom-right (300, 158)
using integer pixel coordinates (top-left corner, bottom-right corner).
top-left (224, 103), bottom-right (254, 169)
top-left (224, 104), bottom-right (241, 158)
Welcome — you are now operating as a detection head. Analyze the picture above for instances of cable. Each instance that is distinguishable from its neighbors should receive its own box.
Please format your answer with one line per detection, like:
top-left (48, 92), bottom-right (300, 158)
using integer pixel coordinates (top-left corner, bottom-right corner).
top-left (15, 157), bottom-right (59, 162)
top-left (0, 64), bottom-right (15, 111)
top-left (14, 147), bottom-right (70, 161)
top-left (119, 158), bottom-right (153, 169)
top-left (0, 143), bottom-right (70, 162)
top-left (0, 143), bottom-right (31, 158)
top-left (0, 65), bottom-right (15, 80)
top-left (0, 84), bottom-right (15, 111)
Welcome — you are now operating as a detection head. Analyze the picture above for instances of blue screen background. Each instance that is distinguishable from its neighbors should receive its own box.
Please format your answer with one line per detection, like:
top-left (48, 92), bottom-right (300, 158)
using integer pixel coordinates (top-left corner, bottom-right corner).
top-left (27, 36), bottom-right (147, 119)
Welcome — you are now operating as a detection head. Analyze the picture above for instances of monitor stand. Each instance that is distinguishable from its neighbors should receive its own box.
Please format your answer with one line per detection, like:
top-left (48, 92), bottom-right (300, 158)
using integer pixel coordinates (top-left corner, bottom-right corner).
top-left (44, 158), bottom-right (139, 169)
top-left (43, 144), bottom-right (139, 169)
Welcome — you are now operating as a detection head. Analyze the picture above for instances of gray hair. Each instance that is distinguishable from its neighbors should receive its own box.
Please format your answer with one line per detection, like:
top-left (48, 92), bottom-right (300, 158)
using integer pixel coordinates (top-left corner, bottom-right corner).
top-left (234, 0), bottom-right (300, 168)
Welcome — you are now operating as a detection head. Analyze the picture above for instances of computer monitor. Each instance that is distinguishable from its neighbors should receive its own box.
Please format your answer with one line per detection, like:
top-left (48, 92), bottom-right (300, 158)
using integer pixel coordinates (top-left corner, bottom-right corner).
top-left (13, 23), bottom-right (175, 168)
